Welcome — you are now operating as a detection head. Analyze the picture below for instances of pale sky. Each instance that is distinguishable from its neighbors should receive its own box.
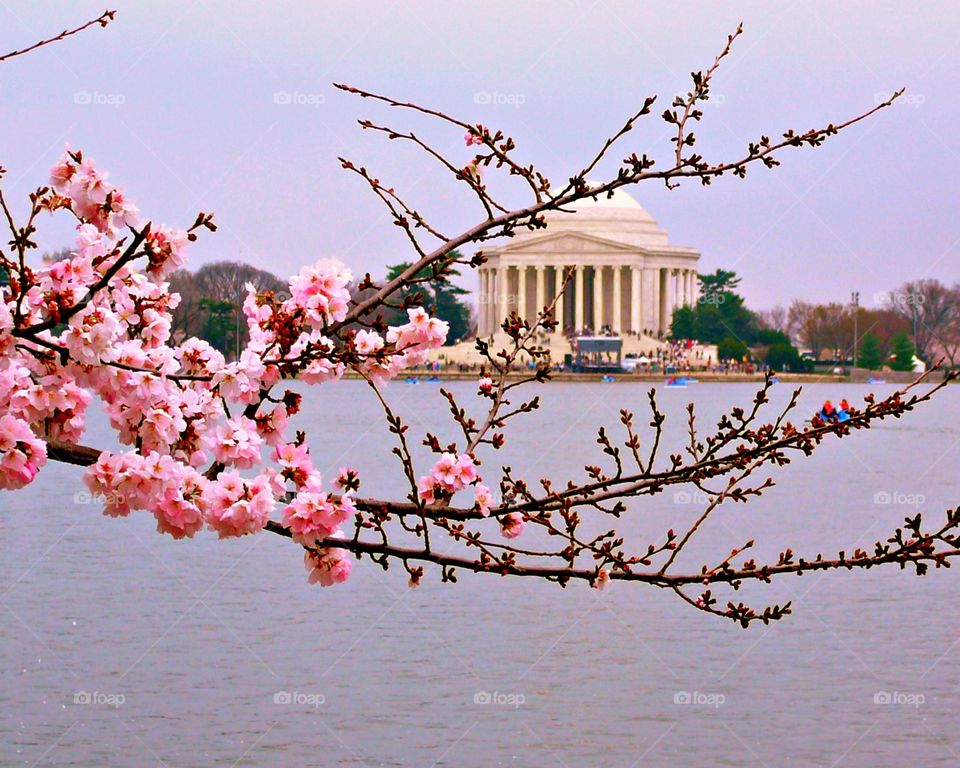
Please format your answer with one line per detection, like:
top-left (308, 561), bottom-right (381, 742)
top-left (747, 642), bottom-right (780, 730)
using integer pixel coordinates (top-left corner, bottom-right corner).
top-left (1, 1), bottom-right (958, 310)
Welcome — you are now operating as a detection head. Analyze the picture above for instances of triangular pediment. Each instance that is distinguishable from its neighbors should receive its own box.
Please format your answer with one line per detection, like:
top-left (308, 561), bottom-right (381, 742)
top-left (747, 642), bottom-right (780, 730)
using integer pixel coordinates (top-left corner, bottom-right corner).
top-left (493, 231), bottom-right (644, 256)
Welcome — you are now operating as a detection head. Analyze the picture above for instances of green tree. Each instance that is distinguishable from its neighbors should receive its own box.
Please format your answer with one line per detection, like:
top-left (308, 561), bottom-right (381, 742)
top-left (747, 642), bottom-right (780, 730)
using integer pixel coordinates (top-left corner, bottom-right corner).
top-left (670, 305), bottom-right (696, 339)
top-left (764, 341), bottom-right (809, 372)
top-left (717, 336), bottom-right (749, 361)
top-left (669, 269), bottom-right (761, 345)
top-left (384, 252), bottom-right (472, 344)
top-left (199, 298), bottom-right (236, 355)
top-left (698, 268), bottom-right (741, 301)
top-left (856, 332), bottom-right (884, 370)
top-left (889, 332), bottom-right (916, 372)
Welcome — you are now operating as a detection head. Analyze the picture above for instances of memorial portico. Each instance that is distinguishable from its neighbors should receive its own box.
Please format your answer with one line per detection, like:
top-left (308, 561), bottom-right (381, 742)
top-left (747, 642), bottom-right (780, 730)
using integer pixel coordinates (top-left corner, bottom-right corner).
top-left (476, 188), bottom-right (700, 339)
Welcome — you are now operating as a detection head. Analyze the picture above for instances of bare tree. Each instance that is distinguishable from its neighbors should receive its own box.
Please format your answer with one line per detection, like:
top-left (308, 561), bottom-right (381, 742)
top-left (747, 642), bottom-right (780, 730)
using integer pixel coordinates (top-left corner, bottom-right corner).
top-left (887, 279), bottom-right (960, 361)
top-left (758, 305), bottom-right (787, 334)
top-left (169, 261), bottom-right (286, 350)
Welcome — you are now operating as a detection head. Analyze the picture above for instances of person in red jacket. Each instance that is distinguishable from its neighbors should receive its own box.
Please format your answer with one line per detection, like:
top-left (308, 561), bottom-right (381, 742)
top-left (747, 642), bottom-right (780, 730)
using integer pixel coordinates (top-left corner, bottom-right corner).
top-left (819, 400), bottom-right (837, 422)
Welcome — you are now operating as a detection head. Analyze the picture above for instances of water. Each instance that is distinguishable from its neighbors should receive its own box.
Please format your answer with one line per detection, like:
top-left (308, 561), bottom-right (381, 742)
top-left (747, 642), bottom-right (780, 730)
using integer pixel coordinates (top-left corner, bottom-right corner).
top-left (2, 379), bottom-right (959, 766)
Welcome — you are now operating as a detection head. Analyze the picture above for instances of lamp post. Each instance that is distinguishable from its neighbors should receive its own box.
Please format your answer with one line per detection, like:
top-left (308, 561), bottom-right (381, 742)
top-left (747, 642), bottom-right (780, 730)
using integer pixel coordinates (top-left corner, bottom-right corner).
top-left (851, 291), bottom-right (860, 369)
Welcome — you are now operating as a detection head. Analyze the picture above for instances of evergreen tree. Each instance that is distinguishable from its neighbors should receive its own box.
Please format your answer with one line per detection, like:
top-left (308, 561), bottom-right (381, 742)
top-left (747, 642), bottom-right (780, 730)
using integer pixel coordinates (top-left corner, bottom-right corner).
top-left (889, 332), bottom-right (916, 371)
top-left (856, 332), bottom-right (884, 370)
top-left (717, 336), bottom-right (749, 362)
top-left (670, 305), bottom-right (696, 339)
top-left (764, 341), bottom-right (809, 372)
top-left (668, 268), bottom-right (760, 345)
top-left (698, 268), bottom-right (741, 300)
top-left (384, 252), bottom-right (472, 344)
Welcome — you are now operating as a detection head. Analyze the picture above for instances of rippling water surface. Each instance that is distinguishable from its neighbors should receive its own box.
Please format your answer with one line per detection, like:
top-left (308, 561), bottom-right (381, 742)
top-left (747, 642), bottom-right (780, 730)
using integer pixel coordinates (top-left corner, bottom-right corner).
top-left (2, 379), bottom-right (959, 766)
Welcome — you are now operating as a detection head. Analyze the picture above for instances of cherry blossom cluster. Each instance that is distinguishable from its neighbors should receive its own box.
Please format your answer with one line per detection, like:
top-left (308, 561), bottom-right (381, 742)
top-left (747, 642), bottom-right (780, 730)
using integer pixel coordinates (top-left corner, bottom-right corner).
top-left (0, 149), bottom-right (459, 587)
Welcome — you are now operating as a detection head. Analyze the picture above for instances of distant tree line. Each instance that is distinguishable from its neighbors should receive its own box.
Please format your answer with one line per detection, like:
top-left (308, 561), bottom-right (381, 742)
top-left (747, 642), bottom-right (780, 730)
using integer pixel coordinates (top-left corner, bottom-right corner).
top-left (764, 279), bottom-right (960, 370)
top-left (670, 269), bottom-right (811, 370)
top-left (671, 272), bottom-right (960, 372)
top-left (168, 257), bottom-right (472, 358)
top-left (168, 262), bottom-right (287, 356)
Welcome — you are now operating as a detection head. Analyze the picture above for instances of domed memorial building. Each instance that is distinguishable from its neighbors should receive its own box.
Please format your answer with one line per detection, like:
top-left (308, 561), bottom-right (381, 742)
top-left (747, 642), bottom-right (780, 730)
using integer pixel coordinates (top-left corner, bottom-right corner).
top-left (477, 188), bottom-right (699, 341)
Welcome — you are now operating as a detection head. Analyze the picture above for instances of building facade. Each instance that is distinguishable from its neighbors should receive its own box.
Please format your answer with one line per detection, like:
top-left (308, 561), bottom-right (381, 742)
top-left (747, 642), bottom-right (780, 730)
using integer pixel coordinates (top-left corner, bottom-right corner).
top-left (476, 188), bottom-right (700, 338)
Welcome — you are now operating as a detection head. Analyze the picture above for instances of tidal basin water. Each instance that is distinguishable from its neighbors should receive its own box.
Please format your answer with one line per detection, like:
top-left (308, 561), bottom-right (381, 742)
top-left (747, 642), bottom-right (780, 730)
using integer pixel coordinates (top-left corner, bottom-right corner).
top-left (2, 379), bottom-right (959, 767)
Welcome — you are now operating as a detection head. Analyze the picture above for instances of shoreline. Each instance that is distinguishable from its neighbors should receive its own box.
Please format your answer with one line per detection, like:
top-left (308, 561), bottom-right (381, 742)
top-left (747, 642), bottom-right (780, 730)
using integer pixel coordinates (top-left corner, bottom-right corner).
top-left (341, 371), bottom-right (918, 384)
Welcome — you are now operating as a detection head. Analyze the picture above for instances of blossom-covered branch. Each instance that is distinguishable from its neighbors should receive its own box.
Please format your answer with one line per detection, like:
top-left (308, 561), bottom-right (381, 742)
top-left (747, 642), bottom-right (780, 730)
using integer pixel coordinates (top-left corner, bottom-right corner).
top-left (1, 14), bottom-right (946, 627)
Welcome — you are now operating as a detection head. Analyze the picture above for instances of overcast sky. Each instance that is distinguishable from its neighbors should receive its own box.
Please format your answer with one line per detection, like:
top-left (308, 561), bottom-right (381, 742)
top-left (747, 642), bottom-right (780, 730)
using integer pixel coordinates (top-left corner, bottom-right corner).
top-left (1, 1), bottom-right (958, 310)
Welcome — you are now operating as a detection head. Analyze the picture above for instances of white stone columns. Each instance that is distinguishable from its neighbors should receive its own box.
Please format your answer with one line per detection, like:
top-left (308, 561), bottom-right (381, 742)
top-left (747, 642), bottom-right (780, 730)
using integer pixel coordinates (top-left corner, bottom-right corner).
top-left (593, 265), bottom-right (604, 330)
top-left (535, 264), bottom-right (545, 320)
top-left (517, 266), bottom-right (527, 323)
top-left (642, 268), bottom-right (653, 334)
top-left (575, 265), bottom-right (584, 331)
top-left (612, 266), bottom-right (622, 333)
top-left (486, 269), bottom-right (495, 335)
top-left (657, 268), bottom-right (667, 333)
top-left (497, 266), bottom-right (509, 328)
top-left (630, 266), bottom-right (641, 334)
top-left (478, 269), bottom-right (487, 336)
top-left (554, 266), bottom-right (565, 330)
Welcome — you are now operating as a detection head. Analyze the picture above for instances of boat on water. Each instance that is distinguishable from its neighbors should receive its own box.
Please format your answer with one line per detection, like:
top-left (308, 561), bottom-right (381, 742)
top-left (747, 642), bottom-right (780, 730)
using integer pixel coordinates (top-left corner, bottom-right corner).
top-left (867, 377), bottom-right (886, 384)
top-left (601, 375), bottom-right (616, 383)
top-left (405, 376), bottom-right (419, 384)
top-left (664, 377), bottom-right (689, 388)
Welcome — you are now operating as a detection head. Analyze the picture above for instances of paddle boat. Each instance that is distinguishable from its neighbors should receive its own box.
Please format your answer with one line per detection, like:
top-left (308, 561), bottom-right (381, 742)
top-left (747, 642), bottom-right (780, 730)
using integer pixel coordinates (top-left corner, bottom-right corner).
top-left (664, 377), bottom-right (689, 388)
top-left (867, 377), bottom-right (886, 384)
top-left (601, 374), bottom-right (616, 383)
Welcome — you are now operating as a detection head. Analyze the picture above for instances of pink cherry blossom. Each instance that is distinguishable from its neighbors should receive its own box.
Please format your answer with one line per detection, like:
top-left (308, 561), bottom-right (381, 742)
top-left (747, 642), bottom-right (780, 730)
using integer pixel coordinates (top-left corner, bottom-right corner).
top-left (145, 226), bottom-right (189, 277)
top-left (283, 490), bottom-right (354, 547)
top-left (417, 452), bottom-right (478, 506)
top-left (304, 546), bottom-right (352, 587)
top-left (0, 415), bottom-right (47, 490)
top-left (464, 125), bottom-right (485, 146)
top-left (474, 483), bottom-right (493, 517)
top-left (203, 471), bottom-right (276, 538)
top-left (287, 258), bottom-right (353, 328)
top-left (593, 569), bottom-right (611, 590)
top-left (500, 512), bottom-right (525, 539)
top-left (354, 329), bottom-right (384, 356)
top-left (214, 416), bottom-right (263, 469)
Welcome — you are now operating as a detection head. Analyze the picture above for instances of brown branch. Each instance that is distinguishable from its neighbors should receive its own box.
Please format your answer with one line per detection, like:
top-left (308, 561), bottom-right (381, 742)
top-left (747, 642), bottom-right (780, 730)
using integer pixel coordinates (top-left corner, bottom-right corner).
top-left (0, 10), bottom-right (116, 63)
